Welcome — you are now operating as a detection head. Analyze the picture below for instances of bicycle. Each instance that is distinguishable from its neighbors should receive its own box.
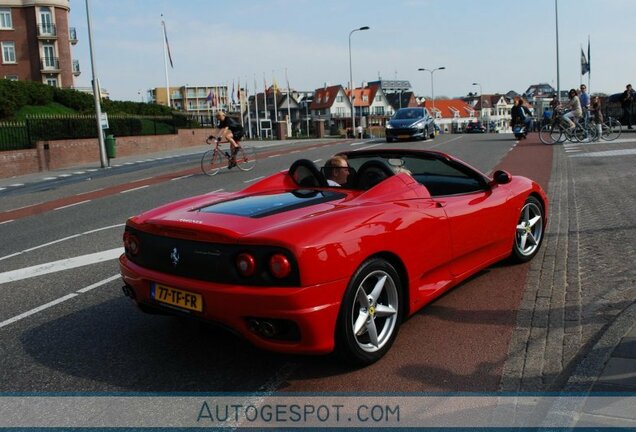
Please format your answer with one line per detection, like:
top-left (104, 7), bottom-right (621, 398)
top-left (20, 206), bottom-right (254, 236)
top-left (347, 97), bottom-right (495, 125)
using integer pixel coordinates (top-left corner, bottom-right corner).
top-left (539, 108), bottom-right (598, 145)
top-left (591, 116), bottom-right (622, 141)
top-left (200, 135), bottom-right (256, 176)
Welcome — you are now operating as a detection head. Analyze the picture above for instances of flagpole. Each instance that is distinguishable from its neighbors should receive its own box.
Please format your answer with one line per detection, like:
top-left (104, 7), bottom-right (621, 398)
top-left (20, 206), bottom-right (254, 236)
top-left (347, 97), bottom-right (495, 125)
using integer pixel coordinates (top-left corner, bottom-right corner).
top-left (245, 79), bottom-right (252, 138)
top-left (579, 44), bottom-right (583, 87)
top-left (272, 70), bottom-right (278, 123)
top-left (555, 0), bottom-right (560, 102)
top-left (161, 16), bottom-right (171, 109)
top-left (254, 74), bottom-right (260, 139)
top-left (587, 36), bottom-right (591, 94)
top-left (285, 67), bottom-right (292, 137)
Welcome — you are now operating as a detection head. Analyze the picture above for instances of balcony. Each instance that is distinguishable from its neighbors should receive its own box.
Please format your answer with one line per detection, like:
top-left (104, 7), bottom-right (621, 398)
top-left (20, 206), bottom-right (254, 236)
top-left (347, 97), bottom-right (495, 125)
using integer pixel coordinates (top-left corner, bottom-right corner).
top-left (72, 59), bottom-right (81, 76)
top-left (37, 23), bottom-right (57, 39)
top-left (69, 27), bottom-right (78, 45)
top-left (40, 57), bottom-right (60, 73)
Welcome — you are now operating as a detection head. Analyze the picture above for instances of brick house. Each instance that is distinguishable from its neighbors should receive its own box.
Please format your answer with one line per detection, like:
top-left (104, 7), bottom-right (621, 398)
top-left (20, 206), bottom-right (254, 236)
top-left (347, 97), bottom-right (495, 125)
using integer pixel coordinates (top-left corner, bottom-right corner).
top-left (0, 0), bottom-right (79, 88)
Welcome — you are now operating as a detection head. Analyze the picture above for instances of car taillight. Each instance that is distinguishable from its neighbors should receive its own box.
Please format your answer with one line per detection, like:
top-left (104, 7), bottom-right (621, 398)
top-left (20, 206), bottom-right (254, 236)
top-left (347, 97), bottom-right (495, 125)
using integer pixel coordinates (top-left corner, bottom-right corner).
top-left (123, 232), bottom-right (140, 256)
top-left (236, 253), bottom-right (256, 277)
top-left (269, 253), bottom-right (291, 279)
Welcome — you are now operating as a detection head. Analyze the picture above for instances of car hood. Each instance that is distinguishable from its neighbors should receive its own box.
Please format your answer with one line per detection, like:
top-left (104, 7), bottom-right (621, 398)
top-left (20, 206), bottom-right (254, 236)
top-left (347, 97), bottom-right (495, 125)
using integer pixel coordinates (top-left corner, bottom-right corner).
top-left (388, 118), bottom-right (426, 128)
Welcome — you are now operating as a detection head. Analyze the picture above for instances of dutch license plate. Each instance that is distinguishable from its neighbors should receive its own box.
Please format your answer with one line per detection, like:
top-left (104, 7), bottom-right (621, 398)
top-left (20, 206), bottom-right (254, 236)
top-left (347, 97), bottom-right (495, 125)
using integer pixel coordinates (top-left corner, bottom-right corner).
top-left (398, 134), bottom-right (410, 139)
top-left (151, 283), bottom-right (203, 312)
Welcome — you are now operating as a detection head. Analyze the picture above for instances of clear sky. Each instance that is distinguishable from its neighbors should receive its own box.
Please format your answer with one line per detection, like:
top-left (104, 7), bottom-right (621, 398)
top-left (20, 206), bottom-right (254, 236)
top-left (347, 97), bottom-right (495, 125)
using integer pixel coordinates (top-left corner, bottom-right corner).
top-left (72, 0), bottom-right (635, 101)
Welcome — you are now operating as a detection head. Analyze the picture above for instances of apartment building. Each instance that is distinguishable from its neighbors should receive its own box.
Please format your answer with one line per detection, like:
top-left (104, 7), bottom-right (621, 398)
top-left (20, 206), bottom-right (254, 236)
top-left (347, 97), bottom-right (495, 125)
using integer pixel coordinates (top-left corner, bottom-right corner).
top-left (0, 0), bottom-right (79, 87)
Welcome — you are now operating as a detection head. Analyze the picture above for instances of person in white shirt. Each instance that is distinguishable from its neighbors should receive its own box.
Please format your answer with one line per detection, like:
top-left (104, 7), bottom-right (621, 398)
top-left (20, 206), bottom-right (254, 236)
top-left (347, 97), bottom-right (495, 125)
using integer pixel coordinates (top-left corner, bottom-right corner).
top-left (324, 155), bottom-right (350, 186)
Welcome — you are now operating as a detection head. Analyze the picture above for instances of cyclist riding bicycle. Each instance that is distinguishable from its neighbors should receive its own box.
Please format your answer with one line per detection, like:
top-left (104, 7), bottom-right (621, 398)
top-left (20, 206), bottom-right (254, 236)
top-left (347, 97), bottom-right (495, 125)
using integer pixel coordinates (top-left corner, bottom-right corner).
top-left (214, 111), bottom-right (244, 168)
top-left (560, 88), bottom-right (582, 131)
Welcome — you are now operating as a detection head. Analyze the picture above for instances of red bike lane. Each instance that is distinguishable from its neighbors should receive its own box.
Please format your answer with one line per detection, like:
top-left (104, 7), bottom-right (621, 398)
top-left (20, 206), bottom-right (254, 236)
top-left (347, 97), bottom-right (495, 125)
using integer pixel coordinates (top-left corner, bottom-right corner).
top-left (279, 135), bottom-right (553, 392)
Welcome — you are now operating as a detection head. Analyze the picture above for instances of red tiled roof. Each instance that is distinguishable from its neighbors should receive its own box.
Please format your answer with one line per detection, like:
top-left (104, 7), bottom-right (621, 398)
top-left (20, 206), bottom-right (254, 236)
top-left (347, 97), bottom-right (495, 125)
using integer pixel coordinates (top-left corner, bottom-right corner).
top-left (422, 99), bottom-right (475, 118)
top-left (345, 84), bottom-right (381, 108)
top-left (311, 85), bottom-right (344, 110)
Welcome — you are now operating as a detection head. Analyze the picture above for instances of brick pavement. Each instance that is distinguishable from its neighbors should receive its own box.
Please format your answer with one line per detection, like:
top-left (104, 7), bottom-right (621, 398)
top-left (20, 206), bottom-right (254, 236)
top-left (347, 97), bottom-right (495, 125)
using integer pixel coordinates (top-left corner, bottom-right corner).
top-left (501, 133), bottom-right (636, 392)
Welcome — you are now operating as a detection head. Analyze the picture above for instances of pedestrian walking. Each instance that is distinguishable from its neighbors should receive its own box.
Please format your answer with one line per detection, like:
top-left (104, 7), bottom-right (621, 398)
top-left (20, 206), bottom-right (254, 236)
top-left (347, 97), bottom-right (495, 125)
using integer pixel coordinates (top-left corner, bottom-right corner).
top-left (621, 84), bottom-right (633, 129)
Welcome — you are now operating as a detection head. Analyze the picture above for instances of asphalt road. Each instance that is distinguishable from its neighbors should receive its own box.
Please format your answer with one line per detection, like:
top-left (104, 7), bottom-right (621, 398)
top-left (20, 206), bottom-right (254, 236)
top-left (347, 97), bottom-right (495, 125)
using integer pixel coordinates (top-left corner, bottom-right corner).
top-left (0, 133), bottom-right (529, 393)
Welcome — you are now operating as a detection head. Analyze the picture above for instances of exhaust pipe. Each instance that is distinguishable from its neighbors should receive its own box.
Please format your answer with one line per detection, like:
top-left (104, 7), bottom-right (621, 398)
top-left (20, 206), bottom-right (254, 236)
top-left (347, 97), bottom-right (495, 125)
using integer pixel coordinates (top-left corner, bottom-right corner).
top-left (122, 285), bottom-right (136, 299)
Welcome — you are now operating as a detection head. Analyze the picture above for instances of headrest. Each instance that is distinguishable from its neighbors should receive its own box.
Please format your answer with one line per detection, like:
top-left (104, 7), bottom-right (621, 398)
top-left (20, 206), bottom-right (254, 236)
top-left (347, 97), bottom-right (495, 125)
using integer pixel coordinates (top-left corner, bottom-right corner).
top-left (288, 159), bottom-right (328, 188)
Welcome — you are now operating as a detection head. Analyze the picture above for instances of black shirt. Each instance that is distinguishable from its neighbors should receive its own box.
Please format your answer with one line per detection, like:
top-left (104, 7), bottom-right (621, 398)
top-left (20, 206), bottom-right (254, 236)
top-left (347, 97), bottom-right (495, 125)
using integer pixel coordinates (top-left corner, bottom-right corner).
top-left (218, 116), bottom-right (243, 134)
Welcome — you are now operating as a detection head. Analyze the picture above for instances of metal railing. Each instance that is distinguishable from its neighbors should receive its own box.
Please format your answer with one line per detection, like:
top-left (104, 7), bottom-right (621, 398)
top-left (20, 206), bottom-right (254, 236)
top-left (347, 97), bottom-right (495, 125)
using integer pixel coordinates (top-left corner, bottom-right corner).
top-left (0, 115), bottom-right (180, 151)
top-left (72, 59), bottom-right (81, 76)
top-left (0, 121), bottom-right (29, 151)
top-left (40, 56), bottom-right (60, 71)
top-left (69, 27), bottom-right (78, 44)
top-left (37, 23), bottom-right (57, 37)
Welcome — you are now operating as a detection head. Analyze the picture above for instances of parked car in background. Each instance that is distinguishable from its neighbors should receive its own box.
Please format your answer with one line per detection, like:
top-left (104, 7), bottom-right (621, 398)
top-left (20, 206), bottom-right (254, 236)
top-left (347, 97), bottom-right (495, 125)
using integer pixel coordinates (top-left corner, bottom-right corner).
top-left (385, 107), bottom-right (436, 142)
top-left (465, 122), bottom-right (486, 133)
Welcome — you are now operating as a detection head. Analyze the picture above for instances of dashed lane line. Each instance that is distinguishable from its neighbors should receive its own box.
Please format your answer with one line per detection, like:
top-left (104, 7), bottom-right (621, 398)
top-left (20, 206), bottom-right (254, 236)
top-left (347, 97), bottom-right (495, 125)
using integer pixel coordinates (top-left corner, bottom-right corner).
top-left (0, 274), bottom-right (120, 329)
top-left (0, 223), bottom-right (124, 262)
top-left (119, 185), bottom-right (150, 194)
top-left (54, 200), bottom-right (91, 211)
top-left (244, 176), bottom-right (265, 183)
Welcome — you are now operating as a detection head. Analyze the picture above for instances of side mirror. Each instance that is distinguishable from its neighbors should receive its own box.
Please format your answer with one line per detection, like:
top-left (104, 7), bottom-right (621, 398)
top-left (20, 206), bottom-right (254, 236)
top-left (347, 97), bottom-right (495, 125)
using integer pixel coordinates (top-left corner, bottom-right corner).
top-left (492, 170), bottom-right (512, 185)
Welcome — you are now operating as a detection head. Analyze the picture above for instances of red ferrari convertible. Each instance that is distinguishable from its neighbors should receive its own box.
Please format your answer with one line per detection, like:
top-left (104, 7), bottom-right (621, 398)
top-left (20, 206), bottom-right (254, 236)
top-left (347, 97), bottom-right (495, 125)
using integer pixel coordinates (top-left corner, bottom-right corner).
top-left (119, 149), bottom-right (547, 365)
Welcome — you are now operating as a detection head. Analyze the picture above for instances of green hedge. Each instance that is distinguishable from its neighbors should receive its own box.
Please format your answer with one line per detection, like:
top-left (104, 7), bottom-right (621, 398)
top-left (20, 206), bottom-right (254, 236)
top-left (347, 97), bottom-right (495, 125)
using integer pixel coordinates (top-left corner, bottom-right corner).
top-left (0, 79), bottom-right (173, 120)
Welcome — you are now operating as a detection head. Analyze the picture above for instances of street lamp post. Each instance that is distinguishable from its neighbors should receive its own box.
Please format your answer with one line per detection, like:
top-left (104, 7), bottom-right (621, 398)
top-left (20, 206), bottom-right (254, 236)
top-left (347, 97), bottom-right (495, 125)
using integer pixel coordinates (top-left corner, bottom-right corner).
top-left (349, 26), bottom-right (370, 138)
top-left (85, 0), bottom-right (107, 168)
top-left (472, 82), bottom-right (485, 130)
top-left (418, 67), bottom-right (445, 114)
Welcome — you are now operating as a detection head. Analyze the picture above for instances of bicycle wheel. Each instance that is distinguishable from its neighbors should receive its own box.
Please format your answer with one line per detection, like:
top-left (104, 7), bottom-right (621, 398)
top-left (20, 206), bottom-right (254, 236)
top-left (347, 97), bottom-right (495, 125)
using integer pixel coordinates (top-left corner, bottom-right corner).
top-left (235, 145), bottom-right (257, 171)
top-left (201, 149), bottom-right (224, 176)
top-left (574, 124), bottom-right (596, 143)
top-left (601, 117), bottom-right (621, 141)
top-left (539, 124), bottom-right (561, 145)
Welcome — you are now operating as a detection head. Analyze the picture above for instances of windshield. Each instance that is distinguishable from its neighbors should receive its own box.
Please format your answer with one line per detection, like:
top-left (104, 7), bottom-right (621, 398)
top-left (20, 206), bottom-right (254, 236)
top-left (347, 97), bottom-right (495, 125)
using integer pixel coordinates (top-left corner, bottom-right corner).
top-left (393, 108), bottom-right (424, 120)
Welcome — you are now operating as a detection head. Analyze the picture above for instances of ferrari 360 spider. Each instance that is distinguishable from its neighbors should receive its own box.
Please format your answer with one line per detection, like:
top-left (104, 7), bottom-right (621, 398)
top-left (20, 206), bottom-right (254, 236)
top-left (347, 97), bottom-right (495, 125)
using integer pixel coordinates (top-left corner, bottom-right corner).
top-left (119, 149), bottom-right (547, 365)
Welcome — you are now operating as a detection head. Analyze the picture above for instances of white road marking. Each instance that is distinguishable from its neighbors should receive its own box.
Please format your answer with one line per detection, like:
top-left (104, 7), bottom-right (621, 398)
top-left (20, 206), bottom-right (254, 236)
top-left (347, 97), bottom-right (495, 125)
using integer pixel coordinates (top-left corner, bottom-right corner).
top-left (0, 274), bottom-right (121, 329)
top-left (430, 135), bottom-right (463, 148)
top-left (170, 175), bottom-right (192, 181)
top-left (8, 183), bottom-right (24, 187)
top-left (72, 171), bottom-right (86, 175)
top-left (58, 174), bottom-right (72, 178)
top-left (0, 293), bottom-right (78, 329)
top-left (0, 187), bottom-right (5, 191)
top-left (42, 177), bottom-right (58, 180)
top-left (571, 148), bottom-right (636, 157)
top-left (356, 143), bottom-right (382, 151)
top-left (54, 200), bottom-right (91, 211)
top-left (268, 154), bottom-right (280, 158)
top-left (290, 150), bottom-right (301, 154)
top-left (210, 188), bottom-right (224, 193)
top-left (81, 223), bottom-right (125, 235)
top-left (120, 185), bottom-right (149, 194)
top-left (244, 176), bottom-right (265, 183)
top-left (0, 220), bottom-right (14, 225)
top-left (350, 140), bottom-right (374, 146)
top-left (0, 247), bottom-right (124, 284)
top-left (77, 274), bottom-right (121, 293)
top-left (0, 224), bottom-right (125, 262)
top-left (313, 159), bottom-right (322, 163)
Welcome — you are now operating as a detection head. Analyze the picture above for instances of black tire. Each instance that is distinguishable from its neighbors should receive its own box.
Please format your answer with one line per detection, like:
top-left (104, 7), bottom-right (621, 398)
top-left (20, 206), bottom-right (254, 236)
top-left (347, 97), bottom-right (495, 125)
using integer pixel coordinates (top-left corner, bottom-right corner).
top-left (335, 258), bottom-right (403, 365)
top-left (511, 196), bottom-right (545, 263)
top-left (386, 137), bottom-right (393, 143)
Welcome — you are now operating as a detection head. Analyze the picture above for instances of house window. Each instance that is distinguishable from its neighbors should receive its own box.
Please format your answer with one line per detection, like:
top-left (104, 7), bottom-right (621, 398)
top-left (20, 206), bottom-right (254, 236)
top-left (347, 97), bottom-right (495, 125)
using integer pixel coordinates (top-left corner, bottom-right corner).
top-left (4, 74), bottom-right (18, 80)
top-left (0, 8), bottom-right (12, 29)
top-left (316, 96), bottom-right (321, 104)
top-left (362, 95), bottom-right (368, 102)
top-left (375, 95), bottom-right (381, 101)
top-left (1, 41), bottom-right (16, 63)
top-left (324, 94), bottom-right (329, 102)
top-left (336, 95), bottom-right (343, 102)
top-left (39, 7), bottom-right (54, 35)
top-left (45, 78), bottom-right (58, 87)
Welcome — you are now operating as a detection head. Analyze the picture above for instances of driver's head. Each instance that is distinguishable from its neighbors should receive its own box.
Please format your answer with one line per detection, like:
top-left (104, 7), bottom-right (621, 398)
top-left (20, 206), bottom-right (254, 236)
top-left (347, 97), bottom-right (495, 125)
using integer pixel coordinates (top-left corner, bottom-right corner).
top-left (324, 155), bottom-right (350, 186)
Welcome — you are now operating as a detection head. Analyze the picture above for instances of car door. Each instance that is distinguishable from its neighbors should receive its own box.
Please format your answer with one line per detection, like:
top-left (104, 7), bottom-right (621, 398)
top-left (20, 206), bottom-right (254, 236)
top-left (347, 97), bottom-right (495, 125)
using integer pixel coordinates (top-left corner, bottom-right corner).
top-left (408, 155), bottom-right (513, 277)
top-left (438, 185), bottom-right (512, 277)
